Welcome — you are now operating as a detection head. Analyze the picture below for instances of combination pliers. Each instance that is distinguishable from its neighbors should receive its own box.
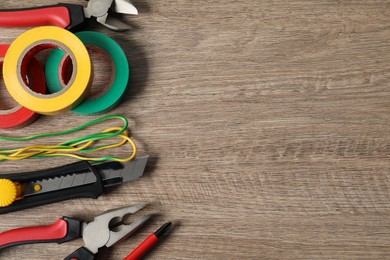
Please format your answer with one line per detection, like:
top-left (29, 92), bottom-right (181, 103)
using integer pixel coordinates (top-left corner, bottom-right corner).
top-left (0, 204), bottom-right (150, 260)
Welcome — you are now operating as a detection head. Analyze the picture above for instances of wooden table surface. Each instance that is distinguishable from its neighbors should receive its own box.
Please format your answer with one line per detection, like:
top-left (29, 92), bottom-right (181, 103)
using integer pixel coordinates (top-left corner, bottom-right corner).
top-left (1, 0), bottom-right (390, 259)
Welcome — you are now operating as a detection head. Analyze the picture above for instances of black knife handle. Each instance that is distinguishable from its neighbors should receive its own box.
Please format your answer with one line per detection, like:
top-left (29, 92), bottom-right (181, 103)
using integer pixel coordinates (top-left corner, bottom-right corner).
top-left (0, 161), bottom-right (104, 214)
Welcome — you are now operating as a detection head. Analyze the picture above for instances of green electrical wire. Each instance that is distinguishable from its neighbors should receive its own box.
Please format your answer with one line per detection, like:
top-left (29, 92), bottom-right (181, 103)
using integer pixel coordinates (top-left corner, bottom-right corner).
top-left (0, 115), bottom-right (137, 162)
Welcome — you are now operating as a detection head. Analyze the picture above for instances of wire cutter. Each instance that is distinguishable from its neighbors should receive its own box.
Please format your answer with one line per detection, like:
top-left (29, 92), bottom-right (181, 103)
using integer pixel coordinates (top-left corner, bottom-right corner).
top-left (0, 204), bottom-right (150, 260)
top-left (0, 0), bottom-right (138, 31)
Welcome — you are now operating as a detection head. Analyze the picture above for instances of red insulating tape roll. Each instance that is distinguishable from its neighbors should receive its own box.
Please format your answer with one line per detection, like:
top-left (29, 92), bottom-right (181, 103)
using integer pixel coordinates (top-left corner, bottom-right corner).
top-left (0, 44), bottom-right (46, 129)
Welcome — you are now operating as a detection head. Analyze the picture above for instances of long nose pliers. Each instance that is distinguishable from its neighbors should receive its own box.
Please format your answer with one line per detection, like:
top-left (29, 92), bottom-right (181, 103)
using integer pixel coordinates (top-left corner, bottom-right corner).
top-left (0, 204), bottom-right (150, 260)
top-left (0, 0), bottom-right (138, 31)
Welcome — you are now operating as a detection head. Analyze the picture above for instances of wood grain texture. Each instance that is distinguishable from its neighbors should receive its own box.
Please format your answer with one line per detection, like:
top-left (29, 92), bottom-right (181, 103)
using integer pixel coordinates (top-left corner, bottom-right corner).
top-left (1, 0), bottom-right (390, 259)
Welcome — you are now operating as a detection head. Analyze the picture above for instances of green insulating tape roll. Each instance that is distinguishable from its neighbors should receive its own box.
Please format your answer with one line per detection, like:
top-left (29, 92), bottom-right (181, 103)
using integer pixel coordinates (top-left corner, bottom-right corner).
top-left (46, 31), bottom-right (129, 115)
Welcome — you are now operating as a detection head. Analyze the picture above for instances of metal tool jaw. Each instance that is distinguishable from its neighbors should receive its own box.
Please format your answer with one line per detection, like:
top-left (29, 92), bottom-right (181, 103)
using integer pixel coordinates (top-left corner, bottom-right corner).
top-left (84, 0), bottom-right (138, 31)
top-left (81, 204), bottom-right (150, 254)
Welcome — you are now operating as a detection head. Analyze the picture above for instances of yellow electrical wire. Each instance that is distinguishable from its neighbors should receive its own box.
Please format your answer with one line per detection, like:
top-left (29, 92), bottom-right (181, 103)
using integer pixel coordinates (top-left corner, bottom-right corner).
top-left (0, 115), bottom-right (137, 162)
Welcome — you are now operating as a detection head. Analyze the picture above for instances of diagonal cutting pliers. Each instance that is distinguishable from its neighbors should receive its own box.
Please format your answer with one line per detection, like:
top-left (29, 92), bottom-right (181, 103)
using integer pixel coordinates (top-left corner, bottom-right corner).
top-left (0, 0), bottom-right (138, 31)
top-left (0, 204), bottom-right (151, 260)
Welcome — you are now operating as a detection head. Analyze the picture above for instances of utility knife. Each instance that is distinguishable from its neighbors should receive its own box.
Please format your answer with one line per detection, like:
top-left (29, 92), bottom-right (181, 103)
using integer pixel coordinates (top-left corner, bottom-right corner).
top-left (0, 156), bottom-right (148, 214)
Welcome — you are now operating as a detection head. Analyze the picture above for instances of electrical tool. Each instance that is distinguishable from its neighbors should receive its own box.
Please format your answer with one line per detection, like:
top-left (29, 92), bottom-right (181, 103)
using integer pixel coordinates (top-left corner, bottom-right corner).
top-left (124, 222), bottom-right (173, 260)
top-left (0, 156), bottom-right (149, 214)
top-left (0, 204), bottom-right (150, 260)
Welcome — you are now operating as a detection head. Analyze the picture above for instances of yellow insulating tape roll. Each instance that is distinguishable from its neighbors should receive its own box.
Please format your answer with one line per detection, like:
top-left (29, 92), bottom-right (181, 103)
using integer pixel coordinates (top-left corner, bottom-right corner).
top-left (3, 26), bottom-right (92, 115)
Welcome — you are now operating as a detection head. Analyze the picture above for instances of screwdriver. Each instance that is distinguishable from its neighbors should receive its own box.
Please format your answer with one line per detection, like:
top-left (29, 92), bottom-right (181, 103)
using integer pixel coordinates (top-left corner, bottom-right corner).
top-left (123, 222), bottom-right (172, 260)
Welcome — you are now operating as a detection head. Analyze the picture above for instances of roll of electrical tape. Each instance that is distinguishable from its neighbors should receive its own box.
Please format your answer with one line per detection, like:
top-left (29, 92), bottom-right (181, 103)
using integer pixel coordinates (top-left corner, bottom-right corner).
top-left (3, 26), bottom-right (92, 115)
top-left (0, 44), bottom-right (46, 129)
top-left (45, 31), bottom-right (129, 115)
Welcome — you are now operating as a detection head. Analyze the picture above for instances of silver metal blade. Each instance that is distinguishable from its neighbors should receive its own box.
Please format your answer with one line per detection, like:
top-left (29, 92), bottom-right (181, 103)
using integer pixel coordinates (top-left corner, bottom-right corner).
top-left (23, 171), bottom-right (97, 197)
top-left (105, 214), bottom-right (151, 248)
top-left (114, 0), bottom-right (138, 15)
top-left (102, 203), bottom-right (147, 218)
top-left (98, 15), bottom-right (131, 31)
top-left (84, 0), bottom-right (114, 18)
top-left (99, 155), bottom-right (149, 183)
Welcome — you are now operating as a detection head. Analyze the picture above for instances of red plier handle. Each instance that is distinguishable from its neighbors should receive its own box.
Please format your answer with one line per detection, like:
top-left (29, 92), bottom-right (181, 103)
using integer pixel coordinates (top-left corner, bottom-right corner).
top-left (0, 4), bottom-right (85, 31)
top-left (0, 217), bottom-right (82, 250)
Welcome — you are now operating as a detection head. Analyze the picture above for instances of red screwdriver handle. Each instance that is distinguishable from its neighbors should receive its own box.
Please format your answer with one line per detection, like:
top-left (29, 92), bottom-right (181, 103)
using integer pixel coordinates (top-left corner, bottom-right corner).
top-left (124, 234), bottom-right (159, 260)
top-left (0, 217), bottom-right (82, 250)
top-left (0, 5), bottom-right (70, 28)
top-left (123, 222), bottom-right (172, 260)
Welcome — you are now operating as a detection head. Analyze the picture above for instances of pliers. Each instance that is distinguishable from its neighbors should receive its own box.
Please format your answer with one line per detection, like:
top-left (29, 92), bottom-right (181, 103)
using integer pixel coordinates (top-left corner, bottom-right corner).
top-left (0, 0), bottom-right (138, 31)
top-left (0, 204), bottom-right (150, 260)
